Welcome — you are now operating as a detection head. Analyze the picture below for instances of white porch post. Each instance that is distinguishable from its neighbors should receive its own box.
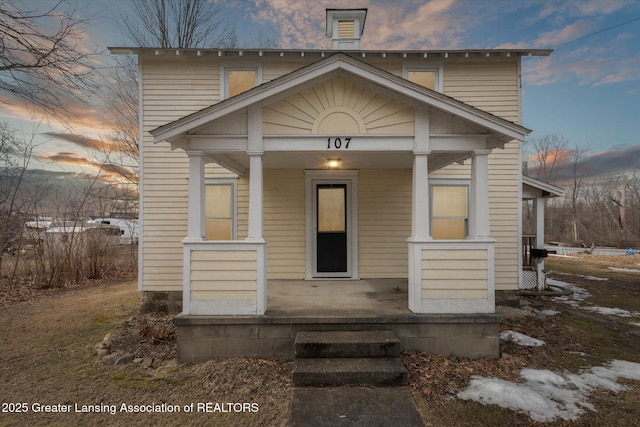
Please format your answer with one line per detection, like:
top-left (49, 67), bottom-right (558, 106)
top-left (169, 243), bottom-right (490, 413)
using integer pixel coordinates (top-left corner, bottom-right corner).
top-left (411, 153), bottom-right (431, 240)
top-left (247, 103), bottom-right (266, 314)
top-left (408, 106), bottom-right (431, 313)
top-left (247, 153), bottom-right (264, 240)
top-left (185, 150), bottom-right (206, 241)
top-left (532, 197), bottom-right (545, 290)
top-left (469, 150), bottom-right (491, 239)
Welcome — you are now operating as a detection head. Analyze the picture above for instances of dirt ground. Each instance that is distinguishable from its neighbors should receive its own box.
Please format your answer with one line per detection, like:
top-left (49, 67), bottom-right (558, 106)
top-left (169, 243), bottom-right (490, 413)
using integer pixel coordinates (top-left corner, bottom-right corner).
top-left (1, 254), bottom-right (639, 426)
top-left (0, 280), bottom-right (291, 427)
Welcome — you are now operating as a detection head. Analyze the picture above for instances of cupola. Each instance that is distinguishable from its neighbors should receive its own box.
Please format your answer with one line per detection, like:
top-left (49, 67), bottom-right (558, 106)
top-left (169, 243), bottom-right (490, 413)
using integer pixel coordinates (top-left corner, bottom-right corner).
top-left (326, 9), bottom-right (368, 50)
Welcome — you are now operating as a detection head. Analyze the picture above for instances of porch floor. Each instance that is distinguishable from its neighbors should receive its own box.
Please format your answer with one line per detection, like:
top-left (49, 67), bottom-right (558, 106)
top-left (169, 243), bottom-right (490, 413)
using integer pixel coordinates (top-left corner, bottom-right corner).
top-left (267, 279), bottom-right (411, 317)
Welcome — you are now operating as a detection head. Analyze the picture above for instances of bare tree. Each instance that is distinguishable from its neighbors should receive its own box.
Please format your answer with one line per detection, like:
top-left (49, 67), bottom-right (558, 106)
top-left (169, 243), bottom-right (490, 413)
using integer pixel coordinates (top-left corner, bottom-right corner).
top-left (120, 0), bottom-right (237, 49)
top-left (568, 144), bottom-right (589, 243)
top-left (524, 134), bottom-right (569, 182)
top-left (0, 0), bottom-right (99, 118)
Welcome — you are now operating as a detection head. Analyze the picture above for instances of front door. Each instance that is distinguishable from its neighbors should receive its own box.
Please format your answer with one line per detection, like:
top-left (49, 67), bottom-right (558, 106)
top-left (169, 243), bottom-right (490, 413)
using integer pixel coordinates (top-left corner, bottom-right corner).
top-left (313, 181), bottom-right (350, 277)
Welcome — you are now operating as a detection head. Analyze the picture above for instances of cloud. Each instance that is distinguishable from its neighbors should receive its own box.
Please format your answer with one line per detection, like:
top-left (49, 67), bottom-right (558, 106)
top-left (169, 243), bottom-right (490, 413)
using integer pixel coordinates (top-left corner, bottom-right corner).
top-left (43, 132), bottom-right (109, 152)
top-left (36, 152), bottom-right (138, 184)
top-left (528, 144), bottom-right (640, 182)
top-left (247, 0), bottom-right (463, 50)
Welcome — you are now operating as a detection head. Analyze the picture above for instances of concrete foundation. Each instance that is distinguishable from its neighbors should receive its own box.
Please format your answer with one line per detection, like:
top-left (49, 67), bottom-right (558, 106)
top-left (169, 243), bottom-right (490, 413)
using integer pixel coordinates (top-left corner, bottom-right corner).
top-left (140, 291), bottom-right (182, 314)
top-left (175, 313), bottom-right (500, 362)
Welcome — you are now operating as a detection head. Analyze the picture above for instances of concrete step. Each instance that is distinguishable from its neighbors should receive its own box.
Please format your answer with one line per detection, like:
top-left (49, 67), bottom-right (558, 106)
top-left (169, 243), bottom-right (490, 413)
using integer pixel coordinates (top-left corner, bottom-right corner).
top-left (292, 357), bottom-right (409, 387)
top-left (294, 330), bottom-right (400, 359)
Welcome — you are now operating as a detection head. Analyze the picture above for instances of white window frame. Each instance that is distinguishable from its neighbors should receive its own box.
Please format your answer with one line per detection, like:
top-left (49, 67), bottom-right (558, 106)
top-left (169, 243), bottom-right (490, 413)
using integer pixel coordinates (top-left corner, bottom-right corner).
top-left (220, 61), bottom-right (262, 100)
top-left (402, 61), bottom-right (443, 92)
top-left (205, 177), bottom-right (238, 240)
top-left (429, 179), bottom-right (470, 239)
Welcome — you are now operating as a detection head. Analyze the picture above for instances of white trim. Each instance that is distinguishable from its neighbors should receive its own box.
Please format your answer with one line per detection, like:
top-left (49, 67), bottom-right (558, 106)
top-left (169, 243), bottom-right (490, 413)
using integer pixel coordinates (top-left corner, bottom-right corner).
top-left (305, 170), bottom-right (359, 279)
top-left (402, 60), bottom-right (444, 92)
top-left (220, 60), bottom-right (263, 100)
top-left (204, 177), bottom-right (238, 240)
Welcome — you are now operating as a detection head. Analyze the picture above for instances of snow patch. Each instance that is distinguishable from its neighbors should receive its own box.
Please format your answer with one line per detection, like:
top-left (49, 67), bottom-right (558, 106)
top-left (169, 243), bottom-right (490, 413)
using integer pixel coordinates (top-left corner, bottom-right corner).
top-left (547, 278), bottom-right (591, 308)
top-left (582, 306), bottom-right (637, 318)
top-left (457, 360), bottom-right (640, 422)
top-left (608, 267), bottom-right (640, 273)
top-left (540, 309), bottom-right (560, 316)
top-left (500, 330), bottom-right (545, 347)
top-left (630, 322), bottom-right (640, 327)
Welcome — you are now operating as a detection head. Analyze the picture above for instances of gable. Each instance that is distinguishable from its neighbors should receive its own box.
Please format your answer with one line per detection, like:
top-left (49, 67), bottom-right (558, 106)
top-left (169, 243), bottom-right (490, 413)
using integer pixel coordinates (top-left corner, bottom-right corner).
top-left (263, 77), bottom-right (414, 135)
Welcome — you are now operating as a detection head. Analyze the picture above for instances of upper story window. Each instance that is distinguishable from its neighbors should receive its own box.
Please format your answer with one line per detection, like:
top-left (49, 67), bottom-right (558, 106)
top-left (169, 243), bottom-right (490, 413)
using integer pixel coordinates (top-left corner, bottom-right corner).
top-left (221, 62), bottom-right (262, 99)
top-left (403, 62), bottom-right (443, 92)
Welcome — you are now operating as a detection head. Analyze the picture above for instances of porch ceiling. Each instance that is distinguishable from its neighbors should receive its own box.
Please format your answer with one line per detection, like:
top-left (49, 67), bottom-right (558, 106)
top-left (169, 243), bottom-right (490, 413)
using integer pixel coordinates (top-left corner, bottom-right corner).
top-left (209, 150), bottom-right (468, 172)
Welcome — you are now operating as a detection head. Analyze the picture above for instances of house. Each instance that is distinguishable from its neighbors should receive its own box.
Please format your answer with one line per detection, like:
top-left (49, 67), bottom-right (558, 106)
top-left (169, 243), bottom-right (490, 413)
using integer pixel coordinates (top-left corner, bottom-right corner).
top-left (110, 9), bottom-right (552, 362)
top-left (88, 218), bottom-right (139, 244)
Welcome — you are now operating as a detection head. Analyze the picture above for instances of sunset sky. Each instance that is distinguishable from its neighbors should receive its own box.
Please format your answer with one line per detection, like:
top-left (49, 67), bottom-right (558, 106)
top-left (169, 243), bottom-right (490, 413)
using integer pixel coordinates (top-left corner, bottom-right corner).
top-left (3, 0), bottom-right (640, 183)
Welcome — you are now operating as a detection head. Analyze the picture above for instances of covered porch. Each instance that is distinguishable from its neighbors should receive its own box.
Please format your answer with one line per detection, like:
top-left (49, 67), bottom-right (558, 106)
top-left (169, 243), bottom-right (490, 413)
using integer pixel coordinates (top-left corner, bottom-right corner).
top-left (175, 278), bottom-right (501, 362)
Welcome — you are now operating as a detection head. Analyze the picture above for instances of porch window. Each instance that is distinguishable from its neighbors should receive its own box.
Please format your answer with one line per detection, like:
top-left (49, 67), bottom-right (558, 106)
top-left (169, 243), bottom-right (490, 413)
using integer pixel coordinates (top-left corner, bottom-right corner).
top-left (205, 179), bottom-right (237, 240)
top-left (431, 184), bottom-right (468, 239)
top-left (225, 69), bottom-right (257, 98)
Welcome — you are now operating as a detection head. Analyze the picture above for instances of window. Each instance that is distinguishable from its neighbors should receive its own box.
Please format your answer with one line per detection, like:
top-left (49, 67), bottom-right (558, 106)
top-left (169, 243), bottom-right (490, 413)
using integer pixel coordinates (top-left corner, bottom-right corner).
top-left (205, 179), bottom-right (237, 240)
top-left (227, 69), bottom-right (257, 98)
top-left (403, 62), bottom-right (443, 92)
top-left (221, 62), bottom-right (261, 99)
top-left (431, 184), bottom-right (468, 239)
top-left (407, 70), bottom-right (436, 90)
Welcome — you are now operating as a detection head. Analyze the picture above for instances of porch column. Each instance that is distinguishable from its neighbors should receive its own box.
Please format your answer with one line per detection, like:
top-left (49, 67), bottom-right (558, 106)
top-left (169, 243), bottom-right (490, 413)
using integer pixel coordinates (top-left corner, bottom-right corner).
top-left (469, 150), bottom-right (491, 239)
top-left (247, 153), bottom-right (264, 240)
top-left (532, 197), bottom-right (545, 290)
top-left (185, 150), bottom-right (206, 241)
top-left (411, 152), bottom-right (431, 239)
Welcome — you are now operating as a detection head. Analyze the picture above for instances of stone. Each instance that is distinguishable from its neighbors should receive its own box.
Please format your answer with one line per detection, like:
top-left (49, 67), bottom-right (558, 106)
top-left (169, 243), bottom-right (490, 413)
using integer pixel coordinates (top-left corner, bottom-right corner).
top-left (97, 348), bottom-right (110, 357)
top-left (115, 353), bottom-right (135, 365)
top-left (142, 357), bottom-right (154, 368)
top-left (133, 358), bottom-right (143, 364)
top-left (103, 355), bottom-right (117, 365)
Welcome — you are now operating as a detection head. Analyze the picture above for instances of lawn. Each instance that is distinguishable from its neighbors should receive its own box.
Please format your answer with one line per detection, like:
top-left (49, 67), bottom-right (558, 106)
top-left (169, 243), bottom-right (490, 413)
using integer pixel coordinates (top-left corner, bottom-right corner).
top-left (1, 254), bottom-right (639, 426)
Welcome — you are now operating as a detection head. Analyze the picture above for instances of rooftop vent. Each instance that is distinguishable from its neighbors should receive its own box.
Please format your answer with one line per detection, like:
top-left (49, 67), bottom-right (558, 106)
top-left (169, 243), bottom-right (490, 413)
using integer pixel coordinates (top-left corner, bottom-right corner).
top-left (326, 9), bottom-right (367, 50)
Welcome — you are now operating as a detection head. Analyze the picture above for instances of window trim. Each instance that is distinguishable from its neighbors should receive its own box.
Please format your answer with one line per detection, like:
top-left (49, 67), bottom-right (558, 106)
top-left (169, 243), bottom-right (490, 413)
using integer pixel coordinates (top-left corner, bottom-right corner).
top-left (429, 179), bottom-right (470, 239)
top-left (220, 60), bottom-right (262, 100)
top-left (205, 177), bottom-right (238, 240)
top-left (402, 61), bottom-right (443, 92)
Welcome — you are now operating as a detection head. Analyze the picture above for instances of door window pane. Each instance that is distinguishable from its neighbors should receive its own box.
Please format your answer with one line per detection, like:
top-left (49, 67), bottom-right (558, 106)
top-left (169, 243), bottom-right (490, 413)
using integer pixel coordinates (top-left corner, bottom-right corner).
top-left (318, 187), bottom-right (345, 232)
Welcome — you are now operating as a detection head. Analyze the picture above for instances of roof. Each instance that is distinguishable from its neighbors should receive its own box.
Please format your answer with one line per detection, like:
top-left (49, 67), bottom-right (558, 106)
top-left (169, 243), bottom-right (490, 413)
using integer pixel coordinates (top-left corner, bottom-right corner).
top-left (523, 175), bottom-right (564, 198)
top-left (150, 52), bottom-right (531, 147)
top-left (109, 47), bottom-right (552, 59)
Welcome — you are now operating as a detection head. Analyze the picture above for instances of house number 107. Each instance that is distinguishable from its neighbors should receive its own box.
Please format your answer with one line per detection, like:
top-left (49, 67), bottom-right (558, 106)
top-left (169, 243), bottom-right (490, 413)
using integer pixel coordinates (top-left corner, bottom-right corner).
top-left (327, 137), bottom-right (351, 149)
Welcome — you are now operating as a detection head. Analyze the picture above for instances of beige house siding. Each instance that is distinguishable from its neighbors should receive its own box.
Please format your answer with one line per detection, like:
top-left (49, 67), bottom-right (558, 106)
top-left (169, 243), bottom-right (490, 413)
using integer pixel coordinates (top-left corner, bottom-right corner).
top-left (190, 249), bottom-right (257, 301)
top-left (141, 57), bottom-right (228, 291)
top-left (436, 60), bottom-right (521, 290)
top-left (359, 170), bottom-right (411, 278)
top-left (263, 170), bottom-right (306, 279)
top-left (141, 55), bottom-right (522, 291)
top-left (421, 248), bottom-right (488, 299)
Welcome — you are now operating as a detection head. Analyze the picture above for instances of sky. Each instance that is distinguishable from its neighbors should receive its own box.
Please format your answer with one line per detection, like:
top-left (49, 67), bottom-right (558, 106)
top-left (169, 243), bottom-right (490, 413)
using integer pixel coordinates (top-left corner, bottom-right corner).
top-left (3, 0), bottom-right (640, 184)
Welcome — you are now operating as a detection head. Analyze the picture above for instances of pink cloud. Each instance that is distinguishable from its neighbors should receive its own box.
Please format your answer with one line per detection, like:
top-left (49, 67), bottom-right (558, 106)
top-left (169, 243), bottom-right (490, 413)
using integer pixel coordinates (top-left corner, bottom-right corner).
top-left (250, 0), bottom-right (462, 49)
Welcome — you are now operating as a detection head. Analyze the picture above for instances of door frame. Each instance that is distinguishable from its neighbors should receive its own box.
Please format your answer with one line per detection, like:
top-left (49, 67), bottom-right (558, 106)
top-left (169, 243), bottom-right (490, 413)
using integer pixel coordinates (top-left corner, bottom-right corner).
top-left (305, 170), bottom-right (359, 279)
